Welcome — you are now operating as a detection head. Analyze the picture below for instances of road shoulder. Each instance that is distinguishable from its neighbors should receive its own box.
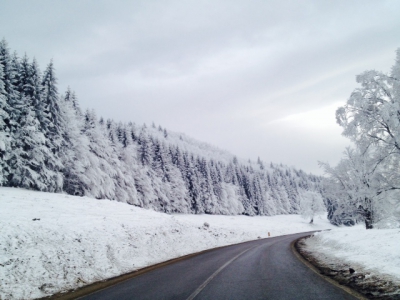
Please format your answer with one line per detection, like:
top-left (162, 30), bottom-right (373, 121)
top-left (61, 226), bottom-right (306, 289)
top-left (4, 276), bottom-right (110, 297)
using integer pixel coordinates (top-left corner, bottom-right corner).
top-left (293, 236), bottom-right (400, 300)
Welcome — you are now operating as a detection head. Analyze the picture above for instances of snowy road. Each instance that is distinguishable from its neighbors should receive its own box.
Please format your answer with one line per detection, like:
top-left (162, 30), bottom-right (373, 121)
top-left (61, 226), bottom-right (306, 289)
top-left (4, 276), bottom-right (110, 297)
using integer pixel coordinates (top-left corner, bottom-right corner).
top-left (80, 232), bottom-right (357, 300)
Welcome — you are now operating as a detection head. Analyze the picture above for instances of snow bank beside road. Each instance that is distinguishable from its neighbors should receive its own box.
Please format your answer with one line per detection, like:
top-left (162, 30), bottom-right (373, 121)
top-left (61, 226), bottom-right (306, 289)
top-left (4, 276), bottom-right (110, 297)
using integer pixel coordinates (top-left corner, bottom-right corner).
top-left (0, 187), bottom-right (333, 300)
top-left (303, 227), bottom-right (400, 283)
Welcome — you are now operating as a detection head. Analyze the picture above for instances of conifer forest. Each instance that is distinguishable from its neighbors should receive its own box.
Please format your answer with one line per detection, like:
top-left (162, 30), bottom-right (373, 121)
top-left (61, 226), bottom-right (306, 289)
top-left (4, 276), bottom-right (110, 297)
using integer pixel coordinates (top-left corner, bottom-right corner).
top-left (2, 38), bottom-right (400, 230)
top-left (0, 39), bottom-right (324, 217)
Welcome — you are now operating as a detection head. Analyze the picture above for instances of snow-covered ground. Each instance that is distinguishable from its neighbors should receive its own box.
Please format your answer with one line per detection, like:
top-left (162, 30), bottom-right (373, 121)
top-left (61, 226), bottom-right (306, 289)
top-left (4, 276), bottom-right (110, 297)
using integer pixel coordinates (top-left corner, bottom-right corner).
top-left (303, 226), bottom-right (400, 285)
top-left (0, 187), bottom-right (334, 300)
top-left (2, 187), bottom-right (399, 300)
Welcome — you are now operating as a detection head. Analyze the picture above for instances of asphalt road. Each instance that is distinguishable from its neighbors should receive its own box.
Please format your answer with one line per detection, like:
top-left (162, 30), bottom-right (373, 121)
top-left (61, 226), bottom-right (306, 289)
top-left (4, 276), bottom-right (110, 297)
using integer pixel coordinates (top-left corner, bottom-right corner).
top-left (80, 232), bottom-right (357, 300)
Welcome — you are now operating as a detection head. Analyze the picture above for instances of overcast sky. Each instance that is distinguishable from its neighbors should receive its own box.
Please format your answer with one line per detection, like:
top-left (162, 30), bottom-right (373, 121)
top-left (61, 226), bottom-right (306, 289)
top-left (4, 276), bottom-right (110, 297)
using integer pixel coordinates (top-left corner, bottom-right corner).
top-left (1, 0), bottom-right (400, 174)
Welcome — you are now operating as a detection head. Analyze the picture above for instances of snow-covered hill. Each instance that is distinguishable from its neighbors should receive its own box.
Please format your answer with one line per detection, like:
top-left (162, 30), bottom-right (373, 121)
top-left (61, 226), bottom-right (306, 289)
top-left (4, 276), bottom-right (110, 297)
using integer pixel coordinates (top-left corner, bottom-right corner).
top-left (146, 124), bottom-right (236, 165)
top-left (0, 187), bottom-right (334, 300)
top-left (2, 187), bottom-right (399, 299)
top-left (1, 39), bottom-right (326, 220)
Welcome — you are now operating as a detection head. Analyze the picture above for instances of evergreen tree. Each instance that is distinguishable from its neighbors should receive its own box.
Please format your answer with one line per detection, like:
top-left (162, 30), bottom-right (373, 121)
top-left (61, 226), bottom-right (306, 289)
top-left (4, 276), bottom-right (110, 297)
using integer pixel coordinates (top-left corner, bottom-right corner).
top-left (58, 90), bottom-right (91, 196)
top-left (7, 90), bottom-right (57, 191)
top-left (182, 152), bottom-right (202, 213)
top-left (197, 157), bottom-right (217, 214)
top-left (64, 86), bottom-right (81, 116)
top-left (138, 125), bottom-right (153, 166)
top-left (5, 54), bottom-right (62, 191)
top-left (0, 39), bottom-right (15, 130)
top-left (0, 61), bottom-right (10, 184)
top-left (0, 39), bottom-right (330, 218)
top-left (82, 109), bottom-right (117, 199)
top-left (116, 122), bottom-right (130, 148)
top-left (41, 60), bottom-right (63, 146)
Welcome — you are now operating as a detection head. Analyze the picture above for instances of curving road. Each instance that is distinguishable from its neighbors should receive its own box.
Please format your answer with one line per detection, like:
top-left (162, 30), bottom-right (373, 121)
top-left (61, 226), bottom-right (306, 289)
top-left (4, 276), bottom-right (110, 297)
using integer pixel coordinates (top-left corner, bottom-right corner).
top-left (80, 232), bottom-right (358, 300)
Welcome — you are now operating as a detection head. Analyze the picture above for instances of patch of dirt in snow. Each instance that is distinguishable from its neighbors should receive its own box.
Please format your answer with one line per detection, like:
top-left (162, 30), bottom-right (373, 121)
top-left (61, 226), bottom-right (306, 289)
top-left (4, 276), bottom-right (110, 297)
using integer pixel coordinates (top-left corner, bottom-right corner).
top-left (296, 236), bottom-right (400, 299)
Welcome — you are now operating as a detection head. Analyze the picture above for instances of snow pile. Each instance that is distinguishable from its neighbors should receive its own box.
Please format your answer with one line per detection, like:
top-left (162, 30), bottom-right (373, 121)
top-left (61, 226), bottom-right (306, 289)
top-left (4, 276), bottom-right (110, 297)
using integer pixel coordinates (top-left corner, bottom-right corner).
top-left (303, 226), bottom-right (400, 282)
top-left (0, 187), bottom-right (333, 300)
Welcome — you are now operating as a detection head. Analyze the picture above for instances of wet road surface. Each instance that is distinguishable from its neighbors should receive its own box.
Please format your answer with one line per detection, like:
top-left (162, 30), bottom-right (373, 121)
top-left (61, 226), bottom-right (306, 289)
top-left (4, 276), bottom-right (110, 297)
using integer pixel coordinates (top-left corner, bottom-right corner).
top-left (81, 231), bottom-right (357, 300)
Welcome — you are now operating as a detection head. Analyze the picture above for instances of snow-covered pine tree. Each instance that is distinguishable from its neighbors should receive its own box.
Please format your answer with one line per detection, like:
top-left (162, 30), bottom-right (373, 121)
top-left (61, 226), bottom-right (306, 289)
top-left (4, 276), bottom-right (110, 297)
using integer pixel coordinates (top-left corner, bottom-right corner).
top-left (64, 86), bottom-right (82, 116)
top-left (197, 157), bottom-right (217, 214)
top-left (58, 89), bottom-right (91, 196)
top-left (0, 39), bottom-right (13, 128)
top-left (164, 145), bottom-right (190, 212)
top-left (0, 59), bottom-right (10, 184)
top-left (0, 39), bottom-right (330, 219)
top-left (41, 60), bottom-right (63, 152)
top-left (209, 159), bottom-right (223, 202)
top-left (5, 55), bottom-right (60, 191)
top-left (0, 42), bottom-right (23, 185)
top-left (82, 109), bottom-right (117, 199)
top-left (114, 121), bottom-right (140, 205)
top-left (128, 122), bottom-right (138, 142)
top-left (100, 115), bottom-right (135, 204)
top-left (138, 125), bottom-right (153, 166)
top-left (182, 152), bottom-right (202, 213)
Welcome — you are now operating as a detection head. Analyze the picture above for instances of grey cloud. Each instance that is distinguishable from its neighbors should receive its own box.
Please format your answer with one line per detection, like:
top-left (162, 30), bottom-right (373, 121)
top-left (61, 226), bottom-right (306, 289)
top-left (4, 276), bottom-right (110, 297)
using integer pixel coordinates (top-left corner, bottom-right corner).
top-left (1, 0), bottom-right (399, 174)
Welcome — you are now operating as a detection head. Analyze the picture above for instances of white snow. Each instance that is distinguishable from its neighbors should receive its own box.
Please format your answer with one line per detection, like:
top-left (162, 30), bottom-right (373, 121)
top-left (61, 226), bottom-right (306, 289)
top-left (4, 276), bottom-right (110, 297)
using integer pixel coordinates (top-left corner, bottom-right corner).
top-left (0, 187), bottom-right (333, 300)
top-left (303, 226), bottom-right (400, 284)
top-left (4, 187), bottom-right (399, 300)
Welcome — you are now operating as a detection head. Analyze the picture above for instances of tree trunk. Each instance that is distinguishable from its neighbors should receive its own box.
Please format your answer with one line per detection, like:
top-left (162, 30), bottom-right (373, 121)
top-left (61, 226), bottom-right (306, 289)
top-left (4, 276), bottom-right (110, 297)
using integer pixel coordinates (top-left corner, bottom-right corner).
top-left (364, 210), bottom-right (373, 229)
top-left (358, 200), bottom-right (374, 230)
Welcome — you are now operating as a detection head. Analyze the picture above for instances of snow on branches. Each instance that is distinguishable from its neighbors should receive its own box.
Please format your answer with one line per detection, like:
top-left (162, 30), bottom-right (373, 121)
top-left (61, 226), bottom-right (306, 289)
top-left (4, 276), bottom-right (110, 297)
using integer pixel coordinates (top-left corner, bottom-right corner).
top-left (0, 39), bottom-right (324, 217)
top-left (322, 49), bottom-right (400, 229)
top-left (299, 190), bottom-right (326, 224)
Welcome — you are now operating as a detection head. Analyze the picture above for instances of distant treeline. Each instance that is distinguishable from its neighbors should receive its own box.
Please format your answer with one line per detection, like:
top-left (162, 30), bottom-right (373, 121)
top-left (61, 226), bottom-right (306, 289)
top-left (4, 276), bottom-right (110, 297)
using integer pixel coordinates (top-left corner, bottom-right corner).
top-left (0, 39), bottom-right (325, 216)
